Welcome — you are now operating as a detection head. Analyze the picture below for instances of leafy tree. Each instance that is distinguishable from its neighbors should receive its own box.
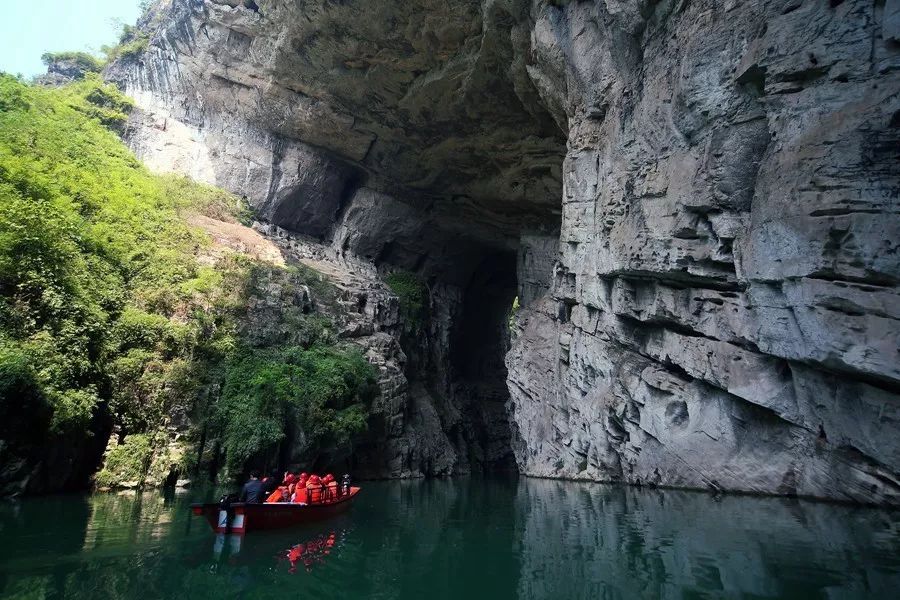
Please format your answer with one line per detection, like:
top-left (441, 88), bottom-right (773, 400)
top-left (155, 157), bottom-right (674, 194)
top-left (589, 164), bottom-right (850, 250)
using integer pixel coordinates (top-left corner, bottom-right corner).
top-left (215, 345), bottom-right (377, 474)
top-left (0, 74), bottom-right (379, 490)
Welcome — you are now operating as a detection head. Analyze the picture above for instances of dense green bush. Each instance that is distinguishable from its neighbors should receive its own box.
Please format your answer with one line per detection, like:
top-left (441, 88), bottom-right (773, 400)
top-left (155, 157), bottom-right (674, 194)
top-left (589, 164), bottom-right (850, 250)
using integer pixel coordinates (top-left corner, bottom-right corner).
top-left (40, 51), bottom-right (105, 73)
top-left (0, 74), bottom-right (378, 489)
top-left (385, 270), bottom-right (427, 333)
top-left (215, 345), bottom-right (377, 473)
top-left (0, 343), bottom-right (53, 445)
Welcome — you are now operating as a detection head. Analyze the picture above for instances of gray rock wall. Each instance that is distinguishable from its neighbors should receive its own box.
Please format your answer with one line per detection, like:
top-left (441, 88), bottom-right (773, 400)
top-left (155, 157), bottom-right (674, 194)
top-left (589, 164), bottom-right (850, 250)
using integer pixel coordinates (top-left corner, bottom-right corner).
top-left (112, 0), bottom-right (900, 503)
top-left (507, 0), bottom-right (900, 504)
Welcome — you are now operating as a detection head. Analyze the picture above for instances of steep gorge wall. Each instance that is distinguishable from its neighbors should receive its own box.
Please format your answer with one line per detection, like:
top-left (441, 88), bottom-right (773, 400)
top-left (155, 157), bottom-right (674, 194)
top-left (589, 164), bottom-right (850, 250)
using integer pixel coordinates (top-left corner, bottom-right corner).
top-left (110, 0), bottom-right (900, 504)
top-left (507, 0), bottom-right (900, 505)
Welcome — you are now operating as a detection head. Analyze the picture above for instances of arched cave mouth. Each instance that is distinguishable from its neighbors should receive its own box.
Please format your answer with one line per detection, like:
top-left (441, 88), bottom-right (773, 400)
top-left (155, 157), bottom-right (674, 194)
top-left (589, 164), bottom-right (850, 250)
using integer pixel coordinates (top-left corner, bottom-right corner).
top-left (448, 249), bottom-right (520, 472)
top-left (389, 204), bottom-right (562, 475)
top-left (259, 61), bottom-right (567, 477)
top-left (268, 155), bottom-right (564, 477)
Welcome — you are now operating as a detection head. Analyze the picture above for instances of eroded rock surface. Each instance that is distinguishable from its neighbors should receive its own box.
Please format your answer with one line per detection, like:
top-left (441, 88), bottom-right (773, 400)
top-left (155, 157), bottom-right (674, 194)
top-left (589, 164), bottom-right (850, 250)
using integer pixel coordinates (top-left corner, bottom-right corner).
top-left (506, 0), bottom-right (900, 505)
top-left (110, 0), bottom-right (900, 503)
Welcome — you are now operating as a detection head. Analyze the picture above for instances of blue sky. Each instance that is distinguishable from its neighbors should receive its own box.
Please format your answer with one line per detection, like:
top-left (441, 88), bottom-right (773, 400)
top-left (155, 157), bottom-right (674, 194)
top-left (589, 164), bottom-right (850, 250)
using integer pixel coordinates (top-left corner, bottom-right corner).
top-left (0, 0), bottom-right (143, 77)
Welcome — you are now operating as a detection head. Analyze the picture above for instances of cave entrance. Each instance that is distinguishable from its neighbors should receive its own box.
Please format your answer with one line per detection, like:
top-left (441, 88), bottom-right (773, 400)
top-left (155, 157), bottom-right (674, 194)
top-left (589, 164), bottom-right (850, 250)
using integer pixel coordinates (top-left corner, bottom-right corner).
top-left (450, 249), bottom-right (520, 472)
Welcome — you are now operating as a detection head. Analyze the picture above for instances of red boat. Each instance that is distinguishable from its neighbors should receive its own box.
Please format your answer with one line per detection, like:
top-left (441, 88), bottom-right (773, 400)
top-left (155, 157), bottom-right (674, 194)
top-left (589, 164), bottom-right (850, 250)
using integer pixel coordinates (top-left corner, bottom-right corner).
top-left (191, 487), bottom-right (361, 534)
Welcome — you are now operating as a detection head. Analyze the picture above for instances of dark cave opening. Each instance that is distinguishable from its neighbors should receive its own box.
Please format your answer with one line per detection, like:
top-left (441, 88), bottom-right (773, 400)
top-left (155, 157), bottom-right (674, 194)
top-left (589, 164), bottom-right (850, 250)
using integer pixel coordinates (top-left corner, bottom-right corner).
top-left (448, 248), bottom-right (521, 472)
top-left (452, 251), bottom-right (518, 381)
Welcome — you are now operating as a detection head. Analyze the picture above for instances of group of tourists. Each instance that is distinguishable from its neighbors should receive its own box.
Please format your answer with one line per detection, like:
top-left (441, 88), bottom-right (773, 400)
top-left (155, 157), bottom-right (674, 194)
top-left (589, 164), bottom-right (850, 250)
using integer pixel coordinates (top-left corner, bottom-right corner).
top-left (238, 470), bottom-right (351, 505)
top-left (265, 471), bottom-right (348, 504)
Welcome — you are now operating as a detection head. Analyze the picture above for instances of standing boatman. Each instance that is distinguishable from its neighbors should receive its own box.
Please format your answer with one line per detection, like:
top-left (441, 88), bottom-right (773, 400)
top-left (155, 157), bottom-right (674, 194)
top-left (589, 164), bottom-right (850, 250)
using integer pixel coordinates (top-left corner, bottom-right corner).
top-left (238, 470), bottom-right (266, 503)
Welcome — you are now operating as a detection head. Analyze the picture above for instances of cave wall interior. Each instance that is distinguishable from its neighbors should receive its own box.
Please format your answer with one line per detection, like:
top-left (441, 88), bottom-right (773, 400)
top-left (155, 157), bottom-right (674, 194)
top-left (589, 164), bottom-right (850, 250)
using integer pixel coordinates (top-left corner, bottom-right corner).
top-left (109, 0), bottom-right (900, 504)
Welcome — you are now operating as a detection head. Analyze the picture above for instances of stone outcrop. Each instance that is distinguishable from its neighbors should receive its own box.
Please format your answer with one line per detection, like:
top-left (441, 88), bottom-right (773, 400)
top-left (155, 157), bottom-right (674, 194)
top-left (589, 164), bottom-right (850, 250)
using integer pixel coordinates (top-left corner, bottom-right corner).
top-left (109, 0), bottom-right (900, 503)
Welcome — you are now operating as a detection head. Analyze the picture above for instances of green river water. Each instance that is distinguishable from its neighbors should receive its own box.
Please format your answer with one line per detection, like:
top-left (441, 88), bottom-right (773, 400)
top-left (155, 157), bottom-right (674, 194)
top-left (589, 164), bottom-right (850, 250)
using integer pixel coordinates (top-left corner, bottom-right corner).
top-left (1, 478), bottom-right (898, 599)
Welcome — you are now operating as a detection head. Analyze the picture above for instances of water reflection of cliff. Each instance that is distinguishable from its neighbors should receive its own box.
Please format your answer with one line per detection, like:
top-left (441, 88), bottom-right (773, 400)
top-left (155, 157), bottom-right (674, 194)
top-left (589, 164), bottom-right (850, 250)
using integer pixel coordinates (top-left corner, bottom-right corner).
top-left (514, 478), bottom-right (900, 598)
top-left (2, 480), bottom-right (898, 599)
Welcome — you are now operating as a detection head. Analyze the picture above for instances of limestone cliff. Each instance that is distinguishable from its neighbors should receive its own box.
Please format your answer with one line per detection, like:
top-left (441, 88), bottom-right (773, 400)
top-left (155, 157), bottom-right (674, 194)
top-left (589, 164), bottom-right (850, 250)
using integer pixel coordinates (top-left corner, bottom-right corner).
top-left (108, 0), bottom-right (900, 504)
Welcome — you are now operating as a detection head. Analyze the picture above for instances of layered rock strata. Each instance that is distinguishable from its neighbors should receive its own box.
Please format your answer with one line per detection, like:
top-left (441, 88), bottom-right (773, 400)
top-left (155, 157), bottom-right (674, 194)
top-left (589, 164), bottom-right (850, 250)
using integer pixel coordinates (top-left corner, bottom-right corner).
top-left (109, 0), bottom-right (900, 503)
top-left (506, 0), bottom-right (900, 505)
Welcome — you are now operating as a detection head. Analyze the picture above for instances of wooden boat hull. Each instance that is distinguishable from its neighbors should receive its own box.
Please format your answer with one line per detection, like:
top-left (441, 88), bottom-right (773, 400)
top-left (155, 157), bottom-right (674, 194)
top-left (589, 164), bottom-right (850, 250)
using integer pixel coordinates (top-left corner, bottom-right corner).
top-left (191, 487), bottom-right (360, 534)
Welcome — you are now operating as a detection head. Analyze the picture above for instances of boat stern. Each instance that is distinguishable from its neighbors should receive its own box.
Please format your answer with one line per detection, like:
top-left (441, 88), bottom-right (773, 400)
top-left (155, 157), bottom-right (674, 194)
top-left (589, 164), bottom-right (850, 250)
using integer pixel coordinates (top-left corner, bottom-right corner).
top-left (191, 503), bottom-right (246, 534)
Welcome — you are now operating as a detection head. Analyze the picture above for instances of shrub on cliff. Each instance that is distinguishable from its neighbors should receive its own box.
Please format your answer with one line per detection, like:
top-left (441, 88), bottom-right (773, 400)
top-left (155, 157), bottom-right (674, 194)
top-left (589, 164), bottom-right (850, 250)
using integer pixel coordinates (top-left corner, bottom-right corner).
top-left (0, 74), bottom-right (379, 492)
top-left (385, 270), bottom-right (427, 333)
top-left (93, 434), bottom-right (154, 489)
top-left (215, 345), bottom-right (377, 474)
top-left (40, 51), bottom-right (105, 74)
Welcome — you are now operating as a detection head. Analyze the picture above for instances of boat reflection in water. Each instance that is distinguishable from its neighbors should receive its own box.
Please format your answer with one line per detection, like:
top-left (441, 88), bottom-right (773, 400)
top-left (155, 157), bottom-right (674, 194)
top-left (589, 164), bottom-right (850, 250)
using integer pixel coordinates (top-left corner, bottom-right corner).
top-left (283, 530), bottom-right (344, 573)
top-left (212, 532), bottom-right (243, 562)
top-left (206, 527), bottom-right (349, 574)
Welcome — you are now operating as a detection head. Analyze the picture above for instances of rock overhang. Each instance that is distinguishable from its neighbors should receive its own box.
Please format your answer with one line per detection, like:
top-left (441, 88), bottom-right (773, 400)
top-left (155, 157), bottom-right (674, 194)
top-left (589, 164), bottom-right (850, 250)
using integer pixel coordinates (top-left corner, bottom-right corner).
top-left (110, 0), bottom-right (900, 503)
top-left (158, 0), bottom-right (568, 228)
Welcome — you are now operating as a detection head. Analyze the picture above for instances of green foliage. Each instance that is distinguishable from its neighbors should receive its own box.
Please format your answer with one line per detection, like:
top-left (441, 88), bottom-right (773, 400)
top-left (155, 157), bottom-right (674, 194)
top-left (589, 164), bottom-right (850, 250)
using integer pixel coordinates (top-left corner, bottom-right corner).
top-left (94, 434), bottom-right (154, 488)
top-left (40, 51), bottom-right (105, 73)
top-left (215, 345), bottom-right (377, 473)
top-left (102, 22), bottom-right (151, 64)
top-left (0, 74), bottom-right (239, 453)
top-left (109, 38), bottom-right (150, 62)
top-left (0, 343), bottom-right (53, 445)
top-left (0, 74), bottom-right (211, 436)
top-left (0, 75), bottom-right (379, 488)
top-left (508, 295), bottom-right (520, 332)
top-left (385, 270), bottom-right (427, 333)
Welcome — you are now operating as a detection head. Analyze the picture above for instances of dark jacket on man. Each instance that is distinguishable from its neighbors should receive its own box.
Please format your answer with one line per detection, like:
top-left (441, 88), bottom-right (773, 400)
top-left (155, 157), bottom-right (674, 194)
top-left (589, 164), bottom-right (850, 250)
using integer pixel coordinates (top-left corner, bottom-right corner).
top-left (239, 478), bottom-right (266, 503)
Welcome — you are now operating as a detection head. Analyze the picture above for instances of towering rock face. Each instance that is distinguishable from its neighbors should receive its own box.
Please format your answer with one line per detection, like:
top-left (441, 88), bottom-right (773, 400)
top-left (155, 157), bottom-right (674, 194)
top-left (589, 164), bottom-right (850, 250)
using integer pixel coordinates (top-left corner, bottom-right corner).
top-left (110, 0), bottom-right (900, 504)
top-left (506, 0), bottom-right (900, 505)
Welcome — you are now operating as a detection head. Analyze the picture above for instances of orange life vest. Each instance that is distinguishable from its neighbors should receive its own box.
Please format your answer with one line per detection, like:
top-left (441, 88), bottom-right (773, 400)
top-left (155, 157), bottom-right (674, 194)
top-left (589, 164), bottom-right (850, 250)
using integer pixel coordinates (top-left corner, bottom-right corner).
top-left (326, 481), bottom-right (338, 500)
top-left (306, 481), bottom-right (323, 503)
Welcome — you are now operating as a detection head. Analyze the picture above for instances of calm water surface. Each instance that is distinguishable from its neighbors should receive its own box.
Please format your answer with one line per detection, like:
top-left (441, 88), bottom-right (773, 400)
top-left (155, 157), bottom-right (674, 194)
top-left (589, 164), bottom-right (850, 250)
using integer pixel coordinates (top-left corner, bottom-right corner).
top-left (1, 478), bottom-right (899, 599)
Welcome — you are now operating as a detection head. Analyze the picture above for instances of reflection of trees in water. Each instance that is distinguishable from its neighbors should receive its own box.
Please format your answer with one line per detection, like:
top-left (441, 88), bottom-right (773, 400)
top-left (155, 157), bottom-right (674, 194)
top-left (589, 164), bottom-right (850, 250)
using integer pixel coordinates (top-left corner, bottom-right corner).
top-left (514, 478), bottom-right (900, 598)
top-left (0, 493), bottom-right (92, 599)
top-left (81, 490), bottom-right (176, 549)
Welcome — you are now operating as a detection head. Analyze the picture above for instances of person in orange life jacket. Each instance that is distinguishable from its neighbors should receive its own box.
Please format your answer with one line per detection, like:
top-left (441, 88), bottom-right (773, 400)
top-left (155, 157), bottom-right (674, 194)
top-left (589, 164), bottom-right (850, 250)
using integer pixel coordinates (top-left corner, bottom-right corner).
top-left (292, 474), bottom-right (309, 503)
top-left (306, 474), bottom-right (324, 503)
top-left (262, 471), bottom-right (280, 495)
top-left (324, 474), bottom-right (338, 500)
top-left (268, 485), bottom-right (291, 502)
